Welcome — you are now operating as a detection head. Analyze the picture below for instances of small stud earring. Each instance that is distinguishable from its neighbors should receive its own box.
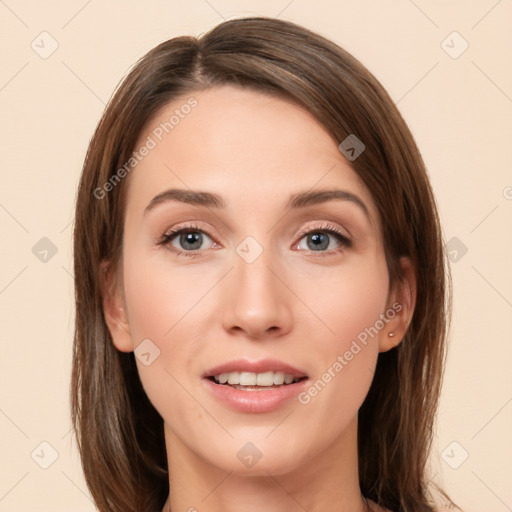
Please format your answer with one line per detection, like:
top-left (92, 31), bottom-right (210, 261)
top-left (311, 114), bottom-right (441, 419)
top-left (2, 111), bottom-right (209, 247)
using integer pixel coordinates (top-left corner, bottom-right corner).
top-left (388, 332), bottom-right (395, 337)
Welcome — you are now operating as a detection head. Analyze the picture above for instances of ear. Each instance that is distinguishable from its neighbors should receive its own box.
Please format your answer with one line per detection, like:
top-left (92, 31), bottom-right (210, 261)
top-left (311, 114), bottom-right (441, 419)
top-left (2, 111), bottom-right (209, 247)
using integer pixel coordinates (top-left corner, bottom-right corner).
top-left (379, 256), bottom-right (417, 353)
top-left (99, 260), bottom-right (134, 353)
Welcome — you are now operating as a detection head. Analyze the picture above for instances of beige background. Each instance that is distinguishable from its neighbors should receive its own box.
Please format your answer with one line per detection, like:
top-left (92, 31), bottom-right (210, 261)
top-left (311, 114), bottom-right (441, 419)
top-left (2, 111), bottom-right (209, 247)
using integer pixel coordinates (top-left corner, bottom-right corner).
top-left (1, 1), bottom-right (511, 510)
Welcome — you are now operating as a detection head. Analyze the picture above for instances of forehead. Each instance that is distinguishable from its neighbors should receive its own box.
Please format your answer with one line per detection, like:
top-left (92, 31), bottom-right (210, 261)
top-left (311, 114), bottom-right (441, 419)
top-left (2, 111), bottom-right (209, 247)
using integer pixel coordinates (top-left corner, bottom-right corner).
top-left (125, 85), bottom-right (379, 228)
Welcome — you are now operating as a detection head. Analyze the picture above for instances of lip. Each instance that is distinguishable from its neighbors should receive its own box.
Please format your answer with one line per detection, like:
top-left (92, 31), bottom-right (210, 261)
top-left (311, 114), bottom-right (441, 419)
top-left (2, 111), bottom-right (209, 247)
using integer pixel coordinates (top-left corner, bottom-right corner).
top-left (202, 375), bottom-right (309, 413)
top-left (201, 358), bottom-right (309, 413)
top-left (203, 358), bottom-right (308, 379)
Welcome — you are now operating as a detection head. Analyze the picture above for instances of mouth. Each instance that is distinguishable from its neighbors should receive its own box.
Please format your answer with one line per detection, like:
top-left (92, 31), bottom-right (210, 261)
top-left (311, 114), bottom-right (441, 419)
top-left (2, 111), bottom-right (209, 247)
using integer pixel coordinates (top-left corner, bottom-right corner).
top-left (202, 358), bottom-right (309, 405)
top-left (203, 358), bottom-right (308, 389)
top-left (202, 371), bottom-right (309, 413)
top-left (206, 371), bottom-right (308, 391)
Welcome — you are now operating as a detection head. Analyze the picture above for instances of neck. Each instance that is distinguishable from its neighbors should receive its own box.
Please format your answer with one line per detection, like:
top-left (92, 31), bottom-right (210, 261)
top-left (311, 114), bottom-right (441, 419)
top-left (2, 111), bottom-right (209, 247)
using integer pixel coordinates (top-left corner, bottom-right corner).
top-left (162, 415), bottom-right (370, 512)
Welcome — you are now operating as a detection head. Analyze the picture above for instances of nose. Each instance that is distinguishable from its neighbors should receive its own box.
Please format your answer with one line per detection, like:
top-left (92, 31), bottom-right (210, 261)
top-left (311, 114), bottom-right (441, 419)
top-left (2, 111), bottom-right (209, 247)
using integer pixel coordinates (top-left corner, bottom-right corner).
top-left (221, 248), bottom-right (293, 339)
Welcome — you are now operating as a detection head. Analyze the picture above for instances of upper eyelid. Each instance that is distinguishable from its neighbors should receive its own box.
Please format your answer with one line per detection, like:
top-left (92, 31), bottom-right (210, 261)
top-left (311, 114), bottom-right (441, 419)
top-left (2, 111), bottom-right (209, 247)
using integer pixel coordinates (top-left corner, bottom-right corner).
top-left (162, 222), bottom-right (351, 247)
top-left (296, 222), bottom-right (350, 238)
top-left (164, 221), bottom-right (348, 237)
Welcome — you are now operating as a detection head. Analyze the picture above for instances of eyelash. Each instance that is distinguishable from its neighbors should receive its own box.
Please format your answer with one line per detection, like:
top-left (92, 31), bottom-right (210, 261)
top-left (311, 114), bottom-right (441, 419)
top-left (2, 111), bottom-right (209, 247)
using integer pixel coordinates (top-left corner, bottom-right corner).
top-left (156, 222), bottom-right (352, 258)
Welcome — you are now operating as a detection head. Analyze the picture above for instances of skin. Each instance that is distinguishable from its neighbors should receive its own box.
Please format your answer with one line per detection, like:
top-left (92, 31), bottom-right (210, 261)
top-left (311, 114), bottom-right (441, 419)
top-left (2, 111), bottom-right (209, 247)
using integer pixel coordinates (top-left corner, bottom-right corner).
top-left (102, 85), bottom-right (416, 512)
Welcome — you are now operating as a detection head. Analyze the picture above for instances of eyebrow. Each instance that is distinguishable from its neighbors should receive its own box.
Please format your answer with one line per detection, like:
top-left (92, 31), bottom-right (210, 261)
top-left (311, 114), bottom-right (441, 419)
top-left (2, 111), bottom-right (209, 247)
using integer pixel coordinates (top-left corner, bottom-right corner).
top-left (144, 188), bottom-right (370, 219)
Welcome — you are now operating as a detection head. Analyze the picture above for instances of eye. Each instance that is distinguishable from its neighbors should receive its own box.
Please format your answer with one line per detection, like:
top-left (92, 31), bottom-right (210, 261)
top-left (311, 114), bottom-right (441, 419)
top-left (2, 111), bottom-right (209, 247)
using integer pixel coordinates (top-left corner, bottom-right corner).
top-left (156, 222), bottom-right (352, 258)
top-left (157, 223), bottom-right (219, 257)
top-left (294, 223), bottom-right (352, 254)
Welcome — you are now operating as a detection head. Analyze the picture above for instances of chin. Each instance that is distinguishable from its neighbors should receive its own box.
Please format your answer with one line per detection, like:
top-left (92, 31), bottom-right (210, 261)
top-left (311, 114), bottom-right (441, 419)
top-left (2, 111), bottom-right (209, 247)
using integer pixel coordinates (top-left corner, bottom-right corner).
top-left (200, 437), bottom-right (308, 477)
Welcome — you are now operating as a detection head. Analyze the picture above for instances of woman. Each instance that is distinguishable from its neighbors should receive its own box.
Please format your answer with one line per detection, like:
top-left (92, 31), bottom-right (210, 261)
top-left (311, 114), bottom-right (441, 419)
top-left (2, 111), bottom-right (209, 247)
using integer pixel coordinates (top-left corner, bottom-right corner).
top-left (71, 16), bottom-right (458, 512)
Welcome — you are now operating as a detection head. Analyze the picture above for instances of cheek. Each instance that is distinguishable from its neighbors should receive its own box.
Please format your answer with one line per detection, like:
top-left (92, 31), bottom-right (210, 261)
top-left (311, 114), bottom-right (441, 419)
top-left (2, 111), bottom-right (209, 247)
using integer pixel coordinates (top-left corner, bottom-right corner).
top-left (291, 252), bottom-right (389, 351)
top-left (291, 254), bottom-right (388, 421)
top-left (122, 246), bottom-right (207, 342)
top-left (120, 247), bottom-right (217, 414)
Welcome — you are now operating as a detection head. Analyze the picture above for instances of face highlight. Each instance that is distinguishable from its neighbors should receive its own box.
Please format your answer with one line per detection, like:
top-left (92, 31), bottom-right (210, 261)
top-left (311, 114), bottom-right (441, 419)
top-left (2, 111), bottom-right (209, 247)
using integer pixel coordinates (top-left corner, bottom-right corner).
top-left (105, 85), bottom-right (408, 478)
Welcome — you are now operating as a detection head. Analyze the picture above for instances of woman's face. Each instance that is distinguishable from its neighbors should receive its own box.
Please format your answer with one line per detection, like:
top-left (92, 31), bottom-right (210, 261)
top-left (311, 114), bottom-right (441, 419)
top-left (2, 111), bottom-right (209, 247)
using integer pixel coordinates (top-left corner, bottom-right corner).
top-left (105, 85), bottom-right (411, 476)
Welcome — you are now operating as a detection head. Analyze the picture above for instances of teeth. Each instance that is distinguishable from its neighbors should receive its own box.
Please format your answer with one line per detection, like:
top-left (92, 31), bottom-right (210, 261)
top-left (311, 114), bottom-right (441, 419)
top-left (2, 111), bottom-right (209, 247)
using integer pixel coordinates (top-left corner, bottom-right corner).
top-left (272, 371), bottom-right (285, 385)
top-left (239, 372), bottom-right (257, 386)
top-left (257, 371), bottom-right (276, 386)
top-left (213, 371), bottom-right (301, 386)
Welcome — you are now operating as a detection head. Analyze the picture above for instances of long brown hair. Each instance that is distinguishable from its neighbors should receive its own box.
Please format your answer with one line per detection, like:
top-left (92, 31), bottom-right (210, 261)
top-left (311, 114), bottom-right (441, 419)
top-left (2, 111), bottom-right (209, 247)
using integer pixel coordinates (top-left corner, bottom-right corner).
top-left (72, 16), bottom-right (455, 512)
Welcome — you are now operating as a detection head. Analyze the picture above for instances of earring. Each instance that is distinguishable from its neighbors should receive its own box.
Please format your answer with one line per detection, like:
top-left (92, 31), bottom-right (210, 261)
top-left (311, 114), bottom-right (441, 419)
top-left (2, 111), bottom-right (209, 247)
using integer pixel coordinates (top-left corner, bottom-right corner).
top-left (388, 332), bottom-right (395, 337)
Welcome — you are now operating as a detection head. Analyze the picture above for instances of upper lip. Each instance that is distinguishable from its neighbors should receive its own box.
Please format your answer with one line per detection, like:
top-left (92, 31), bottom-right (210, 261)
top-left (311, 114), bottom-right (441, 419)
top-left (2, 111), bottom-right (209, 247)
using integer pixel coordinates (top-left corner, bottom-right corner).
top-left (203, 358), bottom-right (308, 379)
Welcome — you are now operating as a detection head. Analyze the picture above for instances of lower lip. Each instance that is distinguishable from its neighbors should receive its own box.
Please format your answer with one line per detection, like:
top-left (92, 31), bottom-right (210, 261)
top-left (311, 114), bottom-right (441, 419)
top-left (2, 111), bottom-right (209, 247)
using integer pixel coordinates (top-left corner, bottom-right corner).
top-left (202, 377), bottom-right (309, 413)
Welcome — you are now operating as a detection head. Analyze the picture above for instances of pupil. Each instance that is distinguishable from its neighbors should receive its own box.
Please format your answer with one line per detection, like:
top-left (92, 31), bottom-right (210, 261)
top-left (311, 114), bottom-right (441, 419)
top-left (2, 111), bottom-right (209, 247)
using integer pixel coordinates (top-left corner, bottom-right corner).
top-left (308, 233), bottom-right (328, 251)
top-left (181, 232), bottom-right (202, 250)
